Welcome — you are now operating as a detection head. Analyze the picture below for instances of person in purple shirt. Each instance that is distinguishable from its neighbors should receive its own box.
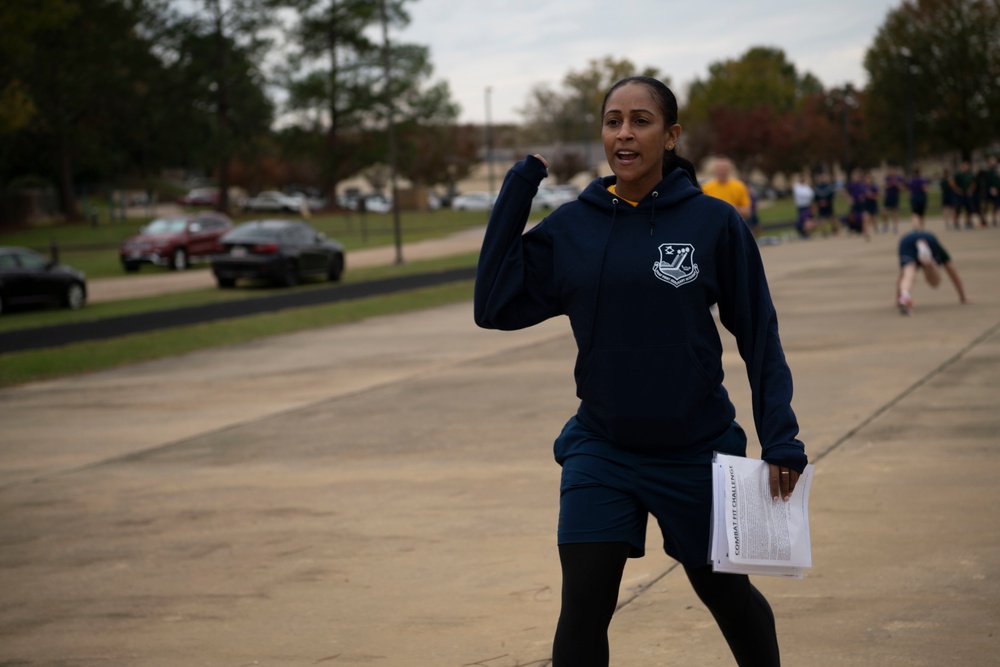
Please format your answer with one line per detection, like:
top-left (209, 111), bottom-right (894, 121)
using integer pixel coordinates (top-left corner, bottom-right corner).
top-left (864, 173), bottom-right (880, 235)
top-left (882, 167), bottom-right (904, 233)
top-left (846, 169), bottom-right (871, 239)
top-left (908, 167), bottom-right (929, 229)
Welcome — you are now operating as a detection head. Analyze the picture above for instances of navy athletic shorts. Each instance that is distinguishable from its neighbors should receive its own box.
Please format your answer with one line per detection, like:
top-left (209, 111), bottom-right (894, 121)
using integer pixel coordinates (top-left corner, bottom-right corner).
top-left (910, 194), bottom-right (927, 216)
top-left (898, 231), bottom-right (951, 268)
top-left (884, 192), bottom-right (900, 209)
top-left (554, 416), bottom-right (748, 567)
top-left (956, 195), bottom-right (978, 214)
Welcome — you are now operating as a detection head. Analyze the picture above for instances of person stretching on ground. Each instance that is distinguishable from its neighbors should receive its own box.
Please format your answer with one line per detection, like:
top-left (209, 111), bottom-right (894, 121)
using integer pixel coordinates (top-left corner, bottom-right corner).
top-left (897, 230), bottom-right (970, 316)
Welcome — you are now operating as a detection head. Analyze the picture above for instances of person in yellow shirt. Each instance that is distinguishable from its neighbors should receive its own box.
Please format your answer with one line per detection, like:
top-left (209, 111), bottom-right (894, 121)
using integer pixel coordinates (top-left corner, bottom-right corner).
top-left (702, 157), bottom-right (751, 220)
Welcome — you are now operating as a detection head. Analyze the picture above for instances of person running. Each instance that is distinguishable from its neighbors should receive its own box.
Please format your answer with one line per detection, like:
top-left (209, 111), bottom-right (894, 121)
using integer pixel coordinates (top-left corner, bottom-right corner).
top-left (813, 172), bottom-right (838, 235)
top-left (475, 75), bottom-right (806, 667)
top-left (864, 172), bottom-right (880, 235)
top-left (846, 169), bottom-right (871, 239)
top-left (908, 167), bottom-right (929, 229)
top-left (792, 174), bottom-right (817, 238)
top-left (896, 230), bottom-right (970, 315)
top-left (977, 155), bottom-right (1000, 227)
top-left (951, 160), bottom-right (978, 229)
top-left (882, 167), bottom-right (904, 233)
top-left (940, 169), bottom-right (957, 230)
top-left (702, 156), bottom-right (752, 220)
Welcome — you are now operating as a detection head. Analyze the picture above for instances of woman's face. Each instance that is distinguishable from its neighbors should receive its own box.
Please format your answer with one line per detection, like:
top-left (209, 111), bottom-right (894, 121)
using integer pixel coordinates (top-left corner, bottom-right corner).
top-left (601, 83), bottom-right (680, 197)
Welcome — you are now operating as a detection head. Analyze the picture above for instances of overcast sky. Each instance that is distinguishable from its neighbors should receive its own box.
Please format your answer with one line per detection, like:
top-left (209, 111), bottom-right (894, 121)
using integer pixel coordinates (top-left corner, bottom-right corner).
top-left (396, 0), bottom-right (902, 124)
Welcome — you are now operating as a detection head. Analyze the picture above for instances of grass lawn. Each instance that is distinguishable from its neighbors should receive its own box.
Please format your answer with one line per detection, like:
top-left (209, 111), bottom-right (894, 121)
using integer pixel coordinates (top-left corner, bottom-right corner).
top-left (0, 251), bottom-right (480, 334)
top-left (0, 280), bottom-right (475, 389)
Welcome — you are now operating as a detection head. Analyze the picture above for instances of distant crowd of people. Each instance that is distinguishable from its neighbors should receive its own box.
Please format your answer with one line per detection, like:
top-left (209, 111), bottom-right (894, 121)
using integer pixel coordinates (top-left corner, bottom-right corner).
top-left (801, 157), bottom-right (998, 240)
top-left (699, 155), bottom-right (1000, 242)
top-left (698, 154), bottom-right (987, 318)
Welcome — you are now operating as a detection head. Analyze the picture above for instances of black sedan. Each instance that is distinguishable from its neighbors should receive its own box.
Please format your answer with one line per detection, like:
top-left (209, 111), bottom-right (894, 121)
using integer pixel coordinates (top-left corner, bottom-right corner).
top-left (0, 247), bottom-right (87, 314)
top-left (211, 220), bottom-right (345, 288)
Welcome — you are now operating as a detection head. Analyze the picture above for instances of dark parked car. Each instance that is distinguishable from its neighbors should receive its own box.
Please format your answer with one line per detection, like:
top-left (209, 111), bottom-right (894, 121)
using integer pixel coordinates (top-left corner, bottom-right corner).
top-left (119, 213), bottom-right (232, 272)
top-left (0, 247), bottom-right (87, 314)
top-left (211, 220), bottom-right (345, 288)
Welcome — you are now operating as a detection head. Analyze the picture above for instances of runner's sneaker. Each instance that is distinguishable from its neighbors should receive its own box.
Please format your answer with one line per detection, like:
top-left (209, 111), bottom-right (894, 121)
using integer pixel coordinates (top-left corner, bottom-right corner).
top-left (898, 292), bottom-right (914, 316)
top-left (916, 239), bottom-right (933, 264)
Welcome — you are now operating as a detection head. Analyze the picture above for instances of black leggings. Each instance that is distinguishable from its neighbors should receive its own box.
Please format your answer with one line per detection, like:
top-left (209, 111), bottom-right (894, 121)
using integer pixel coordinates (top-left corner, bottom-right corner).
top-left (551, 543), bottom-right (780, 667)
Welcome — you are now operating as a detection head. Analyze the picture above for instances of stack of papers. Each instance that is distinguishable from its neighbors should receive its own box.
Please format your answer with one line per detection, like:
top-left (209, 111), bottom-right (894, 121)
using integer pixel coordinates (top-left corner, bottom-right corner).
top-left (709, 453), bottom-right (815, 579)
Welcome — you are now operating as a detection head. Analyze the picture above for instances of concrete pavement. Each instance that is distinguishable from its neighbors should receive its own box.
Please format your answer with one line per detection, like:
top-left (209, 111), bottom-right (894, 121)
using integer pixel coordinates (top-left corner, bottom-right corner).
top-left (1, 221), bottom-right (998, 665)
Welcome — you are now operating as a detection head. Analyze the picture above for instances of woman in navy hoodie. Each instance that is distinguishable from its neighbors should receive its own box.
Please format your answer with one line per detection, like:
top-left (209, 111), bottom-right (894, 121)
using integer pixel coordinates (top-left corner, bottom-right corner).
top-left (475, 76), bottom-right (806, 667)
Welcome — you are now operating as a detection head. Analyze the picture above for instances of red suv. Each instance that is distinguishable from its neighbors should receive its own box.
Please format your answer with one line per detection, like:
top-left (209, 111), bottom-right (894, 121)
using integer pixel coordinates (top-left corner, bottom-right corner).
top-left (119, 213), bottom-right (232, 272)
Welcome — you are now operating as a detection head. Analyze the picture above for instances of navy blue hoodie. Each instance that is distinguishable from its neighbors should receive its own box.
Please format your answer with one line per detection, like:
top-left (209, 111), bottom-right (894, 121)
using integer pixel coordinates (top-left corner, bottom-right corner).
top-left (475, 156), bottom-right (807, 473)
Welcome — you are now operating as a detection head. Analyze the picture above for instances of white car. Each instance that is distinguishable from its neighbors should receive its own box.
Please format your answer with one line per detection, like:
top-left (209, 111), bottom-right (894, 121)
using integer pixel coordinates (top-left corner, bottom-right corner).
top-left (451, 192), bottom-right (496, 211)
top-left (533, 185), bottom-right (578, 211)
top-left (361, 194), bottom-right (392, 213)
top-left (243, 191), bottom-right (303, 213)
top-left (340, 193), bottom-right (392, 213)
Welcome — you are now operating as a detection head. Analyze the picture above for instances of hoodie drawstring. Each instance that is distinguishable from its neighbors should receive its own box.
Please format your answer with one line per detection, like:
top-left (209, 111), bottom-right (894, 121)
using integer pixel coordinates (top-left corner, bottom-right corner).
top-left (649, 190), bottom-right (659, 236)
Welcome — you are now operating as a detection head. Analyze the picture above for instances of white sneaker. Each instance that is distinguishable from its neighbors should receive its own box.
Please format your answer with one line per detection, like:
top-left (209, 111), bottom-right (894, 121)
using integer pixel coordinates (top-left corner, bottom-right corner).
top-left (898, 292), bottom-right (914, 316)
top-left (916, 239), bottom-right (932, 264)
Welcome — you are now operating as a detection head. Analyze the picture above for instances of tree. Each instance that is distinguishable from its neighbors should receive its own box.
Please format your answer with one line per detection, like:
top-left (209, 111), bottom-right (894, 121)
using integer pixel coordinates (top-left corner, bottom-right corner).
top-left (397, 122), bottom-right (479, 190)
top-left (279, 0), bottom-right (458, 197)
top-left (683, 47), bottom-right (824, 175)
top-left (547, 149), bottom-right (590, 184)
top-left (820, 85), bottom-right (877, 172)
top-left (0, 0), bottom-right (76, 137)
top-left (864, 0), bottom-right (1000, 161)
top-left (0, 0), bottom-right (175, 218)
top-left (164, 0), bottom-right (275, 212)
top-left (519, 56), bottom-right (663, 145)
top-left (686, 47), bottom-right (822, 122)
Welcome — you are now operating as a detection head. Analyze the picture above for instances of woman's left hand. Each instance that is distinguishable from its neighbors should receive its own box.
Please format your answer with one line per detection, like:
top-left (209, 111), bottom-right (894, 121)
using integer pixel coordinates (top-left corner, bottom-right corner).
top-left (767, 463), bottom-right (799, 502)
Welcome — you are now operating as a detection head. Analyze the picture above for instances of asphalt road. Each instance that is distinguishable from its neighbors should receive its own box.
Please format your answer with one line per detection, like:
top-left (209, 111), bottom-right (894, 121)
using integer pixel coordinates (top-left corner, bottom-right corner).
top-left (1, 222), bottom-right (998, 666)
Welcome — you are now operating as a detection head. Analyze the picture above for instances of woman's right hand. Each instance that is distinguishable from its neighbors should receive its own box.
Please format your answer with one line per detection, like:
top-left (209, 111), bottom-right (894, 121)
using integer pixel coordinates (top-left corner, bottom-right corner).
top-left (532, 154), bottom-right (549, 169)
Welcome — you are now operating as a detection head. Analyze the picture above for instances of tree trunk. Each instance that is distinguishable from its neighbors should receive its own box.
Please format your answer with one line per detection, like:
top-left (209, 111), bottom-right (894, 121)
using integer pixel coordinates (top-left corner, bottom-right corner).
top-left (56, 134), bottom-right (80, 221)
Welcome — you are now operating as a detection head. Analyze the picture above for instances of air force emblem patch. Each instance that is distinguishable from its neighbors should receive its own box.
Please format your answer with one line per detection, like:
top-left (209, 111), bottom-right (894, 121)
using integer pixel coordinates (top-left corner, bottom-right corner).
top-left (652, 243), bottom-right (699, 287)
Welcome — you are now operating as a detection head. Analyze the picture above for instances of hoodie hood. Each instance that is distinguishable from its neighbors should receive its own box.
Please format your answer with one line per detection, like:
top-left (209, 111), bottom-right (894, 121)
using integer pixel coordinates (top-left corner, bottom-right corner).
top-left (579, 167), bottom-right (703, 212)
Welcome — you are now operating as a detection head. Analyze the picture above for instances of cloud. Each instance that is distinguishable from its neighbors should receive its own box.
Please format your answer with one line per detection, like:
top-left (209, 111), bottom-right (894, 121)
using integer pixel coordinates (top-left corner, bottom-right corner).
top-left (400, 0), bottom-right (900, 123)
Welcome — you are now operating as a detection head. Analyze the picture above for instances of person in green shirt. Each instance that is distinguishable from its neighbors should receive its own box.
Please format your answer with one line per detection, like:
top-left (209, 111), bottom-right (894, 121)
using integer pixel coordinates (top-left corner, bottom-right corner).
top-left (950, 160), bottom-right (978, 229)
top-left (977, 155), bottom-right (1000, 227)
top-left (940, 169), bottom-right (957, 230)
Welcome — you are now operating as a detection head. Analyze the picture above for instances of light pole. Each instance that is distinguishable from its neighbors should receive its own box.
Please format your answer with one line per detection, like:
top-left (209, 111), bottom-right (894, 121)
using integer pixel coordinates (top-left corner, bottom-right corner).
top-left (485, 86), bottom-right (495, 214)
top-left (841, 85), bottom-right (857, 175)
top-left (380, 0), bottom-right (403, 265)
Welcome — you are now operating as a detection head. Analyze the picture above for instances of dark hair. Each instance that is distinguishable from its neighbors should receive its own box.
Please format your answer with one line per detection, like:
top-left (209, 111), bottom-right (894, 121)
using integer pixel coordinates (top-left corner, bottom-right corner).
top-left (601, 76), bottom-right (700, 187)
